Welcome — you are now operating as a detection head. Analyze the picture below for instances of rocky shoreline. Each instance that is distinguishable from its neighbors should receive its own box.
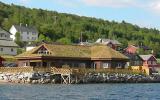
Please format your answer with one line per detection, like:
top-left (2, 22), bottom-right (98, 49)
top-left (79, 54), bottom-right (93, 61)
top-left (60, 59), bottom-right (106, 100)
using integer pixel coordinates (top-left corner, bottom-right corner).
top-left (80, 73), bottom-right (160, 83)
top-left (0, 72), bottom-right (160, 84)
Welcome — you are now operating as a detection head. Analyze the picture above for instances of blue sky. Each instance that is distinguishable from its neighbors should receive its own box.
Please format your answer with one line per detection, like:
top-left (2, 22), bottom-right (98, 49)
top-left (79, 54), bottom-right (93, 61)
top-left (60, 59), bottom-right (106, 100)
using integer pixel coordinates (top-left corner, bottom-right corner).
top-left (1, 0), bottom-right (160, 29)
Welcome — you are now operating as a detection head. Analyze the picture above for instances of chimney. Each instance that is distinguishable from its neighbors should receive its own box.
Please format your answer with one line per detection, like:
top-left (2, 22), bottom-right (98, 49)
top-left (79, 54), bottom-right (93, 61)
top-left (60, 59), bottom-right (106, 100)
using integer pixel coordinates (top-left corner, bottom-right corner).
top-left (26, 24), bottom-right (28, 27)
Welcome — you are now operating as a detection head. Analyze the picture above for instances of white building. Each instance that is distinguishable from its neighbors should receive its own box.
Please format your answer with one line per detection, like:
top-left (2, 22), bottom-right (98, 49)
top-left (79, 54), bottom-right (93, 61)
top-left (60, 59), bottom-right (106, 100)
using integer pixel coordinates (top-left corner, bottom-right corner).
top-left (0, 27), bottom-right (18, 55)
top-left (96, 38), bottom-right (121, 50)
top-left (9, 24), bottom-right (38, 42)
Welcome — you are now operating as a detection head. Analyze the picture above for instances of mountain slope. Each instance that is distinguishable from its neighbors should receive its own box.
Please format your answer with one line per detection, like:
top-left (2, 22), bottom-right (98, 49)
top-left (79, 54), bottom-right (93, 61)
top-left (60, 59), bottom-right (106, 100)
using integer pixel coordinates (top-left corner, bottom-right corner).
top-left (0, 1), bottom-right (160, 56)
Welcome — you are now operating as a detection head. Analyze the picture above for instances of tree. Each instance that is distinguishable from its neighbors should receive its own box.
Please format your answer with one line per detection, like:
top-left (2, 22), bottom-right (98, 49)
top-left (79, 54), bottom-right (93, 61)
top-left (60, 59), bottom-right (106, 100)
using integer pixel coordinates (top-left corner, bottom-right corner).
top-left (15, 32), bottom-right (24, 47)
top-left (15, 32), bottom-right (27, 47)
top-left (56, 37), bottom-right (71, 44)
top-left (38, 33), bottom-right (46, 42)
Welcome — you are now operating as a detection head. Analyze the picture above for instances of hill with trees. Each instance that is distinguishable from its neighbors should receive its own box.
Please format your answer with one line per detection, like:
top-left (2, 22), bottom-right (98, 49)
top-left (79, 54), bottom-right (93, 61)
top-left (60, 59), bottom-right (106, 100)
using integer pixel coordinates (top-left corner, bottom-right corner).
top-left (0, 1), bottom-right (160, 57)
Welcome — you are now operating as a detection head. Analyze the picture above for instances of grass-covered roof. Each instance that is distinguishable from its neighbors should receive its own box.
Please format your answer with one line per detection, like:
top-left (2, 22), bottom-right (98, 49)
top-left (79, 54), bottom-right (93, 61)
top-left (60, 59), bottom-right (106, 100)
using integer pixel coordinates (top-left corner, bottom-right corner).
top-left (16, 43), bottom-right (128, 60)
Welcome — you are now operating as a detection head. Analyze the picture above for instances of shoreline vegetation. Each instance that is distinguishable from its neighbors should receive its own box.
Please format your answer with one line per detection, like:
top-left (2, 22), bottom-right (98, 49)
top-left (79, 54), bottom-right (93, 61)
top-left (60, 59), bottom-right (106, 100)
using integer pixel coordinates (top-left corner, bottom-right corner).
top-left (0, 67), bottom-right (160, 84)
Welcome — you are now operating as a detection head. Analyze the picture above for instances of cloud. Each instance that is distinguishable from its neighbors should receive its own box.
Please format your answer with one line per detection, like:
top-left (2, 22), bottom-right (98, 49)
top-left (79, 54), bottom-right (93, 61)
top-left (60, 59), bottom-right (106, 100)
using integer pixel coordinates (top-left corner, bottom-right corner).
top-left (19, 0), bottom-right (30, 4)
top-left (81, 0), bottom-right (139, 8)
top-left (148, 0), bottom-right (160, 14)
top-left (53, 0), bottom-right (81, 8)
top-left (80, 0), bottom-right (160, 15)
top-left (17, 0), bottom-right (160, 15)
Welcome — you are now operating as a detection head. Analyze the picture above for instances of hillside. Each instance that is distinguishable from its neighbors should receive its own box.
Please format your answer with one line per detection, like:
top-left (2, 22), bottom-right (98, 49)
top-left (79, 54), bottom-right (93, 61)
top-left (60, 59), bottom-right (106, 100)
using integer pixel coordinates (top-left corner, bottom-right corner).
top-left (0, 1), bottom-right (160, 56)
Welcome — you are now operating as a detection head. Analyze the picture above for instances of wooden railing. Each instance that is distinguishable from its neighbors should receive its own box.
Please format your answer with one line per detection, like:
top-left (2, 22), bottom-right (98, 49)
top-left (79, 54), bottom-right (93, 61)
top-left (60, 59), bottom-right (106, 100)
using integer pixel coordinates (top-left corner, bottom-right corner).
top-left (0, 67), bottom-right (33, 73)
top-left (72, 68), bottom-right (143, 75)
top-left (51, 67), bottom-right (72, 75)
top-left (0, 67), bottom-right (143, 75)
top-left (0, 67), bottom-right (72, 75)
top-left (33, 67), bottom-right (51, 72)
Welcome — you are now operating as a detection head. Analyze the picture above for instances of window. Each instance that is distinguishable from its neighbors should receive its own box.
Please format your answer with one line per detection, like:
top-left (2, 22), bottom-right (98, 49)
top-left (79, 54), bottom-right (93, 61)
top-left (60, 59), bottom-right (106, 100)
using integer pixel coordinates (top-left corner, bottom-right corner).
top-left (79, 63), bottom-right (86, 67)
top-left (32, 32), bottom-right (36, 35)
top-left (117, 63), bottom-right (122, 68)
top-left (148, 61), bottom-right (151, 65)
top-left (103, 63), bottom-right (109, 68)
top-left (134, 61), bottom-right (140, 66)
top-left (0, 34), bottom-right (4, 37)
top-left (23, 32), bottom-right (27, 34)
top-left (38, 48), bottom-right (49, 55)
top-left (11, 48), bottom-right (14, 52)
top-left (151, 61), bottom-right (157, 65)
top-left (0, 48), bottom-right (3, 51)
top-left (32, 37), bottom-right (36, 40)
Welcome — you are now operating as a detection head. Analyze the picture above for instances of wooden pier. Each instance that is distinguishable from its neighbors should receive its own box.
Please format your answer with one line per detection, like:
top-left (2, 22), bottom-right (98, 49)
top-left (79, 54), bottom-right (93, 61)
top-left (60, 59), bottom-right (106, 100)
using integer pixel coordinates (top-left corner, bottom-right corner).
top-left (51, 67), bottom-right (72, 84)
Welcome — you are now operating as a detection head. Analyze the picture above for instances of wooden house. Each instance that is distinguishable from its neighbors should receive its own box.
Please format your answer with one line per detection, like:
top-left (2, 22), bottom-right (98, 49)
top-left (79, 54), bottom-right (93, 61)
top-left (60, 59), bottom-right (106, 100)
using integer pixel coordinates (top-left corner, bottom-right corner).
top-left (124, 45), bottom-right (138, 54)
top-left (16, 43), bottom-right (128, 69)
top-left (124, 45), bottom-right (151, 54)
top-left (124, 53), bottom-right (143, 67)
top-left (0, 27), bottom-right (18, 55)
top-left (140, 55), bottom-right (158, 74)
top-left (96, 38), bottom-right (121, 50)
top-left (140, 55), bottom-right (158, 68)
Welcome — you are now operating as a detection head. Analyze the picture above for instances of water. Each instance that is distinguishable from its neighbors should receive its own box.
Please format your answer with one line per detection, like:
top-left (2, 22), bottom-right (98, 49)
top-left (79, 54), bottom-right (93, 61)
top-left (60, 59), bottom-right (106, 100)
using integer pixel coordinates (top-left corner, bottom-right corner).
top-left (0, 83), bottom-right (160, 100)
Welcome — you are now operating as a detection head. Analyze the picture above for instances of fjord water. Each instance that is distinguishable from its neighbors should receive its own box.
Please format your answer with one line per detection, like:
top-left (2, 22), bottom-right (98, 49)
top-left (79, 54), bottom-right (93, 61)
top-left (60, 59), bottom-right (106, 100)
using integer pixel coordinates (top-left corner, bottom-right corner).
top-left (0, 84), bottom-right (160, 100)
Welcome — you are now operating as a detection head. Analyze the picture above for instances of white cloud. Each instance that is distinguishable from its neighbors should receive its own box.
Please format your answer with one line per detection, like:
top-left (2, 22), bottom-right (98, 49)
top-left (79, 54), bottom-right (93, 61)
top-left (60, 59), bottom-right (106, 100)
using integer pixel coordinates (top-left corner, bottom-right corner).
top-left (80, 0), bottom-right (160, 15)
top-left (81, 0), bottom-right (139, 8)
top-left (19, 0), bottom-right (30, 4)
top-left (53, 0), bottom-right (81, 8)
top-left (148, 0), bottom-right (160, 14)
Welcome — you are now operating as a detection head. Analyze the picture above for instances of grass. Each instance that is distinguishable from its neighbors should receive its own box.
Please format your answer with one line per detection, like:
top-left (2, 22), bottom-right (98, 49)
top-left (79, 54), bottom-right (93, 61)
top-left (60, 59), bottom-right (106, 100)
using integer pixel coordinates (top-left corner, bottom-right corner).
top-left (1, 55), bottom-right (17, 62)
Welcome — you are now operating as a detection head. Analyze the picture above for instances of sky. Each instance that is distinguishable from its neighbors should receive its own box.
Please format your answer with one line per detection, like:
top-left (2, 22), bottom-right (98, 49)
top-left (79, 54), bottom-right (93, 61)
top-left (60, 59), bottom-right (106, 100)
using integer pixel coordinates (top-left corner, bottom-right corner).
top-left (1, 0), bottom-right (160, 29)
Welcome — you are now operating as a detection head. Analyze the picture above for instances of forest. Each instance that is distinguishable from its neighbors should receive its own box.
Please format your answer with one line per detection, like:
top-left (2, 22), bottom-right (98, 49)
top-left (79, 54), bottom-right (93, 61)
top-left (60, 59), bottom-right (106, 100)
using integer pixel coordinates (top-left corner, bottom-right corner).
top-left (0, 1), bottom-right (160, 57)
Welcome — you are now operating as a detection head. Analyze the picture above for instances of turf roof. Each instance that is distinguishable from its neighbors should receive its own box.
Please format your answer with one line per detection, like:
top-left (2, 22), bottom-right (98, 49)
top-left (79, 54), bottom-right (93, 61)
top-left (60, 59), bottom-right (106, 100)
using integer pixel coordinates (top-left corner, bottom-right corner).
top-left (16, 43), bottom-right (128, 60)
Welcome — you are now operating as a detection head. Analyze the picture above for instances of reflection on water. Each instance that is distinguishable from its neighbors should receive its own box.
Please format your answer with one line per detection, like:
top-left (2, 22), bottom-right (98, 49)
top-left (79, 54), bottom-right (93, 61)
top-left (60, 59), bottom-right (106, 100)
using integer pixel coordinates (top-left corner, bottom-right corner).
top-left (0, 83), bottom-right (160, 100)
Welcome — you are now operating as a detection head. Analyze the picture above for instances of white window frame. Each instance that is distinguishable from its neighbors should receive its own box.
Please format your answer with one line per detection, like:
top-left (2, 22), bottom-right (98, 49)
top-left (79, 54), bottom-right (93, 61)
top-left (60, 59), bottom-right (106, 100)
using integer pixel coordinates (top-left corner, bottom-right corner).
top-left (38, 48), bottom-right (49, 55)
top-left (103, 63), bottom-right (109, 68)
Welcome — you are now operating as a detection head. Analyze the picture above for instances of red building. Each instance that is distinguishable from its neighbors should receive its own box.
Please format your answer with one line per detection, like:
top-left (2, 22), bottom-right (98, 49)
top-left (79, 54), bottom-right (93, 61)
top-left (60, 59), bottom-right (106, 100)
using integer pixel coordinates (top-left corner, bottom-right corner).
top-left (0, 56), bottom-right (5, 67)
top-left (140, 55), bottom-right (158, 74)
top-left (124, 45), bottom-right (138, 54)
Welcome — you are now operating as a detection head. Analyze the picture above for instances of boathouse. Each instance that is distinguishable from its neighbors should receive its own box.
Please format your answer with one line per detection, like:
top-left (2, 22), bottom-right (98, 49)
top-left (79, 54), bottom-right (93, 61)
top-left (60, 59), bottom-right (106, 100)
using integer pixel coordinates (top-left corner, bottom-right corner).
top-left (16, 43), bottom-right (128, 69)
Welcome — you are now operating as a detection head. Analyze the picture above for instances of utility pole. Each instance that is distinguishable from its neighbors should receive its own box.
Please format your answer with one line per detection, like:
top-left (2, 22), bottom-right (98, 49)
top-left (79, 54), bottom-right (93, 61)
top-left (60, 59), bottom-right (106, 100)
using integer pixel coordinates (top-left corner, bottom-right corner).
top-left (81, 32), bottom-right (82, 43)
top-left (19, 5), bottom-right (21, 25)
top-left (54, 16), bottom-right (57, 24)
top-left (80, 32), bottom-right (83, 45)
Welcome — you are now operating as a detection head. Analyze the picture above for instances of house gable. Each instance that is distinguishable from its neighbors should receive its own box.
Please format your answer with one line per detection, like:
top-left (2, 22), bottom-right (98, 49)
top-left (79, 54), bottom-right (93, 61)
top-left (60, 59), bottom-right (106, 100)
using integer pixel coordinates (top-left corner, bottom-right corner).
top-left (148, 56), bottom-right (157, 61)
top-left (33, 45), bottom-right (51, 55)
